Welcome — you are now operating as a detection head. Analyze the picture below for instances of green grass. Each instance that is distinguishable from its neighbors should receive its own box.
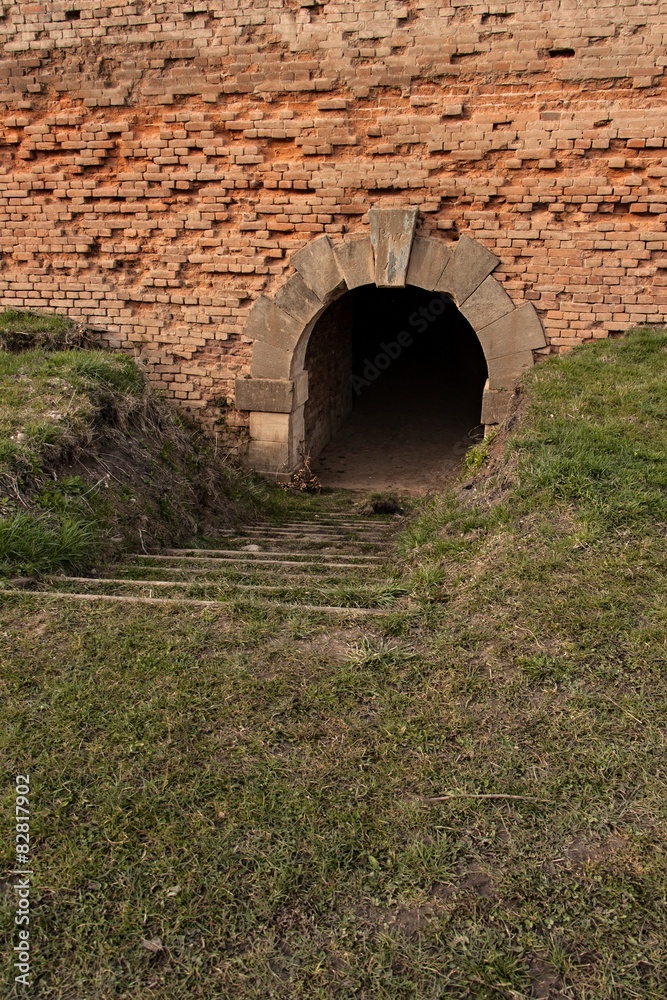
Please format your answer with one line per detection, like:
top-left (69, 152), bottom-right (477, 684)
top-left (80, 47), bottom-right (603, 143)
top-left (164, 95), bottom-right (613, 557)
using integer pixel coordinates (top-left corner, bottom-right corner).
top-left (0, 309), bottom-right (84, 352)
top-left (0, 347), bottom-right (149, 574)
top-left (2, 328), bottom-right (667, 997)
top-left (461, 427), bottom-right (497, 477)
top-left (0, 347), bottom-right (144, 479)
top-left (0, 343), bottom-right (269, 576)
top-left (510, 329), bottom-right (667, 532)
top-left (0, 511), bottom-right (98, 576)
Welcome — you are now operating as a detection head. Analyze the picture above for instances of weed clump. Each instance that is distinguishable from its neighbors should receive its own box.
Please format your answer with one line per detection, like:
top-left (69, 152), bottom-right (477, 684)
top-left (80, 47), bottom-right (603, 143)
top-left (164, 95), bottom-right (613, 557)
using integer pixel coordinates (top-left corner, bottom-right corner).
top-left (281, 452), bottom-right (322, 493)
top-left (0, 511), bottom-right (98, 576)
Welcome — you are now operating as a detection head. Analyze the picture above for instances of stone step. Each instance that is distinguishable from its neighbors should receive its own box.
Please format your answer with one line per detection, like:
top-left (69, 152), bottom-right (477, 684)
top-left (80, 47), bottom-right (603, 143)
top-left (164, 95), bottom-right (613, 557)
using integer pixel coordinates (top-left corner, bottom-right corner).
top-left (185, 547), bottom-right (389, 559)
top-left (44, 577), bottom-right (408, 607)
top-left (56, 575), bottom-right (397, 593)
top-left (215, 529), bottom-right (391, 541)
top-left (253, 520), bottom-right (396, 535)
top-left (220, 521), bottom-right (392, 531)
top-left (1, 590), bottom-right (394, 616)
top-left (160, 548), bottom-right (384, 562)
top-left (275, 520), bottom-right (394, 529)
top-left (198, 536), bottom-right (391, 551)
top-left (301, 512), bottom-right (394, 518)
top-left (110, 561), bottom-right (384, 578)
top-left (129, 554), bottom-right (388, 571)
top-left (306, 516), bottom-right (399, 525)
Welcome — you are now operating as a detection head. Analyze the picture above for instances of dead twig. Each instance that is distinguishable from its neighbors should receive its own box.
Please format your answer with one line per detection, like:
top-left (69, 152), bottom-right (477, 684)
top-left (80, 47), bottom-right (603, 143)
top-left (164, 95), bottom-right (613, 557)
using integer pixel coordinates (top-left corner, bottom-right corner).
top-left (422, 792), bottom-right (551, 804)
top-left (468, 979), bottom-right (525, 999)
top-left (601, 693), bottom-right (645, 727)
top-left (78, 474), bottom-right (110, 499)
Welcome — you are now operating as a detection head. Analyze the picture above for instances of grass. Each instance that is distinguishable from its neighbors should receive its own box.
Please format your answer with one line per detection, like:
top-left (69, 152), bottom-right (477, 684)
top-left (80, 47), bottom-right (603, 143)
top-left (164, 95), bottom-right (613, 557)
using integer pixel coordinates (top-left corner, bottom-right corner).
top-left (0, 341), bottom-right (269, 576)
top-left (0, 511), bottom-right (99, 575)
top-left (0, 347), bottom-right (140, 476)
top-left (0, 346), bottom-right (148, 575)
top-left (0, 309), bottom-right (87, 353)
top-left (461, 427), bottom-right (497, 477)
top-left (2, 328), bottom-right (667, 997)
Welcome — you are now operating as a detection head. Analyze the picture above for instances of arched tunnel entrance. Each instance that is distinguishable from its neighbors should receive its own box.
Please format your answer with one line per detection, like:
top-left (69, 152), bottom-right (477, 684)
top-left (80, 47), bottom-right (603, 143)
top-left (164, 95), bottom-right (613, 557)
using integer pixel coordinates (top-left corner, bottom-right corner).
top-left (239, 224), bottom-right (547, 488)
top-left (303, 286), bottom-right (488, 492)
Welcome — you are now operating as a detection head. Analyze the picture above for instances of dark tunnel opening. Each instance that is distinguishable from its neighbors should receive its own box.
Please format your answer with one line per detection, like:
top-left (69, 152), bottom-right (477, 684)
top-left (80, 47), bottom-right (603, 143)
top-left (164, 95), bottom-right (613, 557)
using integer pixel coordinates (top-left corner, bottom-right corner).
top-left (303, 285), bottom-right (488, 492)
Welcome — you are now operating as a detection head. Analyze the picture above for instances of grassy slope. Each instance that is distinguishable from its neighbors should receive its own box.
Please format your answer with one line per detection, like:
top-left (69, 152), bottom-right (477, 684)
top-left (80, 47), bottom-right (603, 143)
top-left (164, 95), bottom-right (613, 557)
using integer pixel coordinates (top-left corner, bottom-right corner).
top-left (1, 330), bottom-right (667, 998)
top-left (0, 346), bottom-right (267, 575)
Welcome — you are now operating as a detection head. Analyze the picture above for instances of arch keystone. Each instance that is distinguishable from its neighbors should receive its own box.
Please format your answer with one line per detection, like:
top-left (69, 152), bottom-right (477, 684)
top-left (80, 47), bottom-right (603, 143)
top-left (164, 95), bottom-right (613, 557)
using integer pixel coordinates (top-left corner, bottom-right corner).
top-left (369, 207), bottom-right (418, 287)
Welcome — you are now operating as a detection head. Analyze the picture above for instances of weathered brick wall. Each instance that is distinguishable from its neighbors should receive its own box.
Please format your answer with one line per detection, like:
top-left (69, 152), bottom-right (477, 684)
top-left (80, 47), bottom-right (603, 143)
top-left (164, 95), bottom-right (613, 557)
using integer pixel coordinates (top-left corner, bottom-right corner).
top-left (2, 0), bottom-right (667, 443)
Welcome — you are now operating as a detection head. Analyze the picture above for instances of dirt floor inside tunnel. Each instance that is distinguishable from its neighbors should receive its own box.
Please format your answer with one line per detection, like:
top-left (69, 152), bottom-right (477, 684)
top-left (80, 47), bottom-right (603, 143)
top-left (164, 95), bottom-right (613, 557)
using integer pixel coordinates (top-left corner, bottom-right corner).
top-left (308, 286), bottom-right (489, 494)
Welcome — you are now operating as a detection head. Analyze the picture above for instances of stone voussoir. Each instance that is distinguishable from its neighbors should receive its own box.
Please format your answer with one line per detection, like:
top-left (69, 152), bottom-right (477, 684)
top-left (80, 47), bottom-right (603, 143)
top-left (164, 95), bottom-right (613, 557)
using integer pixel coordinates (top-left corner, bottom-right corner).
top-left (273, 272), bottom-right (325, 328)
top-left (436, 235), bottom-right (501, 306)
top-left (292, 235), bottom-right (347, 303)
top-left (459, 275), bottom-right (515, 332)
top-left (332, 236), bottom-right (375, 290)
top-left (487, 350), bottom-right (535, 391)
top-left (406, 236), bottom-right (452, 291)
top-left (477, 302), bottom-right (547, 360)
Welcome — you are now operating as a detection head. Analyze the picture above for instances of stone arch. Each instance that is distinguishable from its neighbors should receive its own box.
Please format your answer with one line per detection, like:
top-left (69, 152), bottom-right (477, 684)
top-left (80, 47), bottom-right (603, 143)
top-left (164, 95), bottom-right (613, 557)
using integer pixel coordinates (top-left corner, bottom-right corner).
top-left (236, 209), bottom-right (546, 478)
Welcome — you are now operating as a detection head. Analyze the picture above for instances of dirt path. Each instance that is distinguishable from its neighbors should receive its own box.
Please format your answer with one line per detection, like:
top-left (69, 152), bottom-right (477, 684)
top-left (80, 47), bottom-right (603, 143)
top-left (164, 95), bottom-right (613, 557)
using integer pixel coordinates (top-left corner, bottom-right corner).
top-left (313, 365), bottom-right (482, 494)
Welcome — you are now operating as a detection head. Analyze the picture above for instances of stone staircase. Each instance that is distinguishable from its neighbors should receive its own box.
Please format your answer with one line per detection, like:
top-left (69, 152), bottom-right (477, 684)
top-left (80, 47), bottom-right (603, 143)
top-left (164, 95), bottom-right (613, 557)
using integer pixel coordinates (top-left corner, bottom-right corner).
top-left (11, 511), bottom-right (409, 617)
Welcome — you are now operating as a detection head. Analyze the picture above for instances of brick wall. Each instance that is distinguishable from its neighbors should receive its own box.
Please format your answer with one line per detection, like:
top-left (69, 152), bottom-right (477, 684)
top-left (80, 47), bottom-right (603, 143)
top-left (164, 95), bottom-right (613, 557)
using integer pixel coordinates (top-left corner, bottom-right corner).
top-left (1, 0), bottom-right (667, 445)
top-left (303, 294), bottom-right (353, 459)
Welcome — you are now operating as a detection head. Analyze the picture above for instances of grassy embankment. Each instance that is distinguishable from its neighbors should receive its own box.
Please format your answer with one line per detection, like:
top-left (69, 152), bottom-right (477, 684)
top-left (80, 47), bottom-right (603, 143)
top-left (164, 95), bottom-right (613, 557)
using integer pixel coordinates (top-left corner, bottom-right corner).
top-left (0, 310), bottom-right (268, 577)
top-left (1, 326), bottom-right (667, 998)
